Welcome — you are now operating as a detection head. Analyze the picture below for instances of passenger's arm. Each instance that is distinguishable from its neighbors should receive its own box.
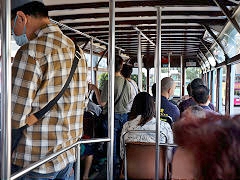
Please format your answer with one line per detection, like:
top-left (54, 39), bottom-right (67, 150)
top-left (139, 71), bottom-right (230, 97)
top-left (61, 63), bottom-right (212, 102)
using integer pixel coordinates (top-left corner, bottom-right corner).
top-left (12, 52), bottom-right (42, 128)
top-left (88, 84), bottom-right (106, 107)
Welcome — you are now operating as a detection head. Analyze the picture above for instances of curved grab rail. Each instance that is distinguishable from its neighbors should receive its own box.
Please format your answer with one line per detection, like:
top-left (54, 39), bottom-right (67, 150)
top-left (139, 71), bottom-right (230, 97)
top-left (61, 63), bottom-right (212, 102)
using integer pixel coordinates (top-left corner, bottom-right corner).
top-left (11, 138), bottom-right (110, 180)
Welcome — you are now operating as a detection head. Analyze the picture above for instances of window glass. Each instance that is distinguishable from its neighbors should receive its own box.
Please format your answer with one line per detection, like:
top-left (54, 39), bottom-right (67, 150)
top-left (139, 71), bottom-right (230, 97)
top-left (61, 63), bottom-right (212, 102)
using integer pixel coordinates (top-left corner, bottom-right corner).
top-left (219, 66), bottom-right (226, 115)
top-left (199, 52), bottom-right (210, 70)
top-left (98, 57), bottom-right (107, 68)
top-left (231, 63), bottom-right (240, 115)
top-left (218, 23), bottom-right (240, 58)
top-left (210, 42), bottom-right (225, 63)
top-left (85, 53), bottom-right (99, 68)
top-left (206, 52), bottom-right (216, 67)
top-left (185, 67), bottom-right (202, 95)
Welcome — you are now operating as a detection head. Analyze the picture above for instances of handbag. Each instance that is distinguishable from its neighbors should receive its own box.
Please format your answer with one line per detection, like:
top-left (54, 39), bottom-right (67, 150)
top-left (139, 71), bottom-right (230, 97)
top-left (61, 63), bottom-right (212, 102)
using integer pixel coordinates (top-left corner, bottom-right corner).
top-left (11, 49), bottom-right (82, 154)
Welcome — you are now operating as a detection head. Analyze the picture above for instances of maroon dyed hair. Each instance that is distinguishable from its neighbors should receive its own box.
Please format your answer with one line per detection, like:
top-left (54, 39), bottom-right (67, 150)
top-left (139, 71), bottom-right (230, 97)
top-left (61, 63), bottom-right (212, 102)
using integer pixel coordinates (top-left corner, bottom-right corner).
top-left (173, 113), bottom-right (240, 180)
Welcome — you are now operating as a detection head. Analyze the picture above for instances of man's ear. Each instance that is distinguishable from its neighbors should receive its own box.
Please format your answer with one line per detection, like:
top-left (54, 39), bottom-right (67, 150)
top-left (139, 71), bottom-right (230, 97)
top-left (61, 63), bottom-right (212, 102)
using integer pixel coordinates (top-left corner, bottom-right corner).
top-left (167, 88), bottom-right (171, 94)
top-left (16, 11), bottom-right (27, 24)
top-left (208, 94), bottom-right (211, 102)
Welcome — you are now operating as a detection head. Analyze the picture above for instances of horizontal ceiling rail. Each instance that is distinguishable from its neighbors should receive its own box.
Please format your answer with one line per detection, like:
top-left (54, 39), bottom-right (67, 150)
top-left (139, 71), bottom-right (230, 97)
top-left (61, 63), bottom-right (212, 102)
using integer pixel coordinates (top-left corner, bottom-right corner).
top-left (50, 19), bottom-right (125, 52)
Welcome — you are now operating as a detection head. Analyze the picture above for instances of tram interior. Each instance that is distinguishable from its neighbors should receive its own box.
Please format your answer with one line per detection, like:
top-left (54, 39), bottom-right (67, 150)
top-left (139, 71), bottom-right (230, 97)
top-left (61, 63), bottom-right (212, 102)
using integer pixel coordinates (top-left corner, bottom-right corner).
top-left (2, 0), bottom-right (240, 179)
top-left (43, 0), bottom-right (240, 115)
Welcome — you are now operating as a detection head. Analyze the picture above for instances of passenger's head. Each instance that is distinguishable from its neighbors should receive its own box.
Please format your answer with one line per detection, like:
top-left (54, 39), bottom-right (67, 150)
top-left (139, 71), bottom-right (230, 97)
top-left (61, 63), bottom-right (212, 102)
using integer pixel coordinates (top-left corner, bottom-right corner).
top-left (11, 0), bottom-right (48, 46)
top-left (172, 113), bottom-right (240, 180)
top-left (161, 77), bottom-right (176, 99)
top-left (115, 55), bottom-right (124, 73)
top-left (151, 83), bottom-right (156, 98)
top-left (187, 83), bottom-right (192, 96)
top-left (129, 92), bottom-right (155, 126)
top-left (11, 0), bottom-right (48, 19)
top-left (190, 78), bottom-right (204, 90)
top-left (121, 64), bottom-right (133, 78)
top-left (181, 105), bottom-right (206, 119)
top-left (192, 85), bottom-right (210, 105)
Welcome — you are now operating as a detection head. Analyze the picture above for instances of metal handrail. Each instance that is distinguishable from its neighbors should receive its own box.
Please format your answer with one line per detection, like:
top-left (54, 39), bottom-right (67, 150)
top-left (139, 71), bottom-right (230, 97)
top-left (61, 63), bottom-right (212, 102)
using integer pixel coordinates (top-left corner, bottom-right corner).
top-left (11, 138), bottom-right (110, 180)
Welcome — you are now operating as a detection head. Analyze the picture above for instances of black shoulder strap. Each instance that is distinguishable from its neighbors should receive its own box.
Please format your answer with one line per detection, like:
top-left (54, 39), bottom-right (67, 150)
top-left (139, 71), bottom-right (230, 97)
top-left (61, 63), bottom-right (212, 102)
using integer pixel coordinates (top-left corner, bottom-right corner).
top-left (114, 79), bottom-right (127, 106)
top-left (26, 48), bottom-right (82, 126)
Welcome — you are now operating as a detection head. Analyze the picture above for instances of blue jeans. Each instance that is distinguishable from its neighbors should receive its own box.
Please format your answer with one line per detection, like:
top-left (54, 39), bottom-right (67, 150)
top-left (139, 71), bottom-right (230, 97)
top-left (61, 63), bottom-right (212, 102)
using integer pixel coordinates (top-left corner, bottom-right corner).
top-left (11, 163), bottom-right (74, 180)
top-left (103, 113), bottom-right (128, 178)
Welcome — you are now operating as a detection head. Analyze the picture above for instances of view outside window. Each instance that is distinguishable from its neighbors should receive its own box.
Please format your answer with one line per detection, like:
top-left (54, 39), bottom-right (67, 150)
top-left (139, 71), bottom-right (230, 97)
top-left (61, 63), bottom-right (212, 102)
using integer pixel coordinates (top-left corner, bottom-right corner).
top-left (230, 63), bottom-right (240, 115)
top-left (219, 23), bottom-right (240, 58)
top-left (206, 52), bottom-right (216, 67)
top-left (211, 43), bottom-right (225, 63)
top-left (185, 67), bottom-right (202, 95)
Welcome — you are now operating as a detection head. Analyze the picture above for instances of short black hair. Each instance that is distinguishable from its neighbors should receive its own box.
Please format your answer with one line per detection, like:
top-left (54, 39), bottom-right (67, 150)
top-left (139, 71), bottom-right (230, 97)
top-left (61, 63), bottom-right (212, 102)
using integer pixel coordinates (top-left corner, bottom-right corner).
top-left (11, 1), bottom-right (48, 19)
top-left (130, 92), bottom-right (155, 126)
top-left (115, 55), bottom-right (123, 72)
top-left (121, 64), bottom-right (133, 78)
top-left (192, 85), bottom-right (209, 104)
top-left (152, 83), bottom-right (156, 98)
top-left (187, 83), bottom-right (192, 96)
top-left (191, 78), bottom-right (204, 90)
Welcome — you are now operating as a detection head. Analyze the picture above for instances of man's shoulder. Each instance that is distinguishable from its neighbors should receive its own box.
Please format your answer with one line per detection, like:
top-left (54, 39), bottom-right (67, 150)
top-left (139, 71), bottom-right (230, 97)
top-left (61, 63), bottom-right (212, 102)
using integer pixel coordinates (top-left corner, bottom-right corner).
top-left (34, 23), bottom-right (74, 49)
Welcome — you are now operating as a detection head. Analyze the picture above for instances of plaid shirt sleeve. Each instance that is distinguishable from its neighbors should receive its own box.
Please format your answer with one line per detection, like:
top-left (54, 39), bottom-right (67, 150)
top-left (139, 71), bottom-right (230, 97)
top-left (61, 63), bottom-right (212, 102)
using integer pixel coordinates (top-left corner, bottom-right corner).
top-left (11, 24), bottom-right (88, 174)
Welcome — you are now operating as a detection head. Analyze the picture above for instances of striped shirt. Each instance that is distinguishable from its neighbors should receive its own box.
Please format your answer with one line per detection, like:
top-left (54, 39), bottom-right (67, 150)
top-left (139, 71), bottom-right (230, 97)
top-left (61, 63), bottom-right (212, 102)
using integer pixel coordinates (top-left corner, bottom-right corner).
top-left (11, 23), bottom-right (88, 173)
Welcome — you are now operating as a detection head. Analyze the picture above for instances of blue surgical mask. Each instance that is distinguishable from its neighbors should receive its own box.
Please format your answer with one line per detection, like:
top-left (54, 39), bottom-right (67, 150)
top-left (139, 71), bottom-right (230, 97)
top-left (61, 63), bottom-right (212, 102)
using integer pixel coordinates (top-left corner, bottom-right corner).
top-left (12, 16), bottom-right (28, 46)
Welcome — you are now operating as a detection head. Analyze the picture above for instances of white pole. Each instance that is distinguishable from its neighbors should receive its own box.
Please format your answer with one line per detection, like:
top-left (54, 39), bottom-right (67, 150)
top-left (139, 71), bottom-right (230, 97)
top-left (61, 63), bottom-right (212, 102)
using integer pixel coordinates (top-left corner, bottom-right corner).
top-left (155, 6), bottom-right (162, 180)
top-left (1, 0), bottom-right (12, 179)
top-left (137, 32), bottom-right (143, 91)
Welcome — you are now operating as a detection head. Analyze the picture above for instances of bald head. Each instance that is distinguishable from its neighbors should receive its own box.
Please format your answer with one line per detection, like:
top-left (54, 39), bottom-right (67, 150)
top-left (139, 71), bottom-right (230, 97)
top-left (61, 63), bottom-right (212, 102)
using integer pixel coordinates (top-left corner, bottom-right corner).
top-left (161, 77), bottom-right (174, 92)
top-left (161, 77), bottom-right (176, 99)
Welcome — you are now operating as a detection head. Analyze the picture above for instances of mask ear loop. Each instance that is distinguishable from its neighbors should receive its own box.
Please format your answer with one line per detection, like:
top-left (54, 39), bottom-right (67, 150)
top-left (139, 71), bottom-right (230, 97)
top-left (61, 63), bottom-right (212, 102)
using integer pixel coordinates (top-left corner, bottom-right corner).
top-left (12, 16), bottom-right (18, 34)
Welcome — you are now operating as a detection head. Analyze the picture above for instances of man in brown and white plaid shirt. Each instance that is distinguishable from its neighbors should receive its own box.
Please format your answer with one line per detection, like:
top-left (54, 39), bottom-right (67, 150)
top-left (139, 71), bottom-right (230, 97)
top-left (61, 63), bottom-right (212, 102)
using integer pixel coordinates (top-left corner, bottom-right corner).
top-left (10, 0), bottom-right (88, 178)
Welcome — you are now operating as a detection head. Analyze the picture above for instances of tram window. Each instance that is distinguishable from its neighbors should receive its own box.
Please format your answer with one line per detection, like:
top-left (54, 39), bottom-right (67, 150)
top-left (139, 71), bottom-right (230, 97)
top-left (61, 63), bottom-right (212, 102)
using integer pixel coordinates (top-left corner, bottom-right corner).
top-left (230, 64), bottom-right (240, 115)
top-left (98, 58), bottom-right (107, 68)
top-left (220, 66), bottom-right (226, 115)
top-left (210, 43), bottom-right (225, 63)
top-left (206, 52), bottom-right (216, 67)
top-left (185, 67), bottom-right (202, 95)
top-left (219, 23), bottom-right (240, 58)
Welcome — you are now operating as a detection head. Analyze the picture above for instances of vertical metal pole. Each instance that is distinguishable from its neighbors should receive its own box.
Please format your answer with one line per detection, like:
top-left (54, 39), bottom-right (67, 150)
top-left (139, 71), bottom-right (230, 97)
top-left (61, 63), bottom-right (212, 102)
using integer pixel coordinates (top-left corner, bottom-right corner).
top-left (225, 64), bottom-right (231, 115)
top-left (208, 71), bottom-right (211, 88)
top-left (180, 55), bottom-right (183, 97)
top-left (1, 0), bottom-right (12, 179)
top-left (168, 53), bottom-right (171, 76)
top-left (211, 70), bottom-right (216, 107)
top-left (90, 38), bottom-right (94, 83)
top-left (108, 0), bottom-right (115, 179)
top-left (137, 32), bottom-right (143, 91)
top-left (147, 68), bottom-right (150, 93)
top-left (229, 64), bottom-right (235, 115)
top-left (74, 144), bottom-right (81, 180)
top-left (183, 67), bottom-right (186, 95)
top-left (155, 6), bottom-right (162, 180)
top-left (216, 68), bottom-right (223, 112)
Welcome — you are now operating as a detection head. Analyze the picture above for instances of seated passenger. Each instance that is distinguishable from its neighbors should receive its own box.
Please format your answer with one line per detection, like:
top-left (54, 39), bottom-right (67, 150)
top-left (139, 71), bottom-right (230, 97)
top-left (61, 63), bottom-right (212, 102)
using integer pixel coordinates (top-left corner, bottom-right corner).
top-left (181, 83), bottom-right (191, 100)
top-left (172, 112), bottom-right (240, 180)
top-left (178, 78), bottom-right (215, 113)
top-left (192, 85), bottom-right (216, 113)
top-left (181, 105), bottom-right (206, 121)
top-left (120, 92), bottom-right (173, 160)
top-left (152, 77), bottom-right (180, 122)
